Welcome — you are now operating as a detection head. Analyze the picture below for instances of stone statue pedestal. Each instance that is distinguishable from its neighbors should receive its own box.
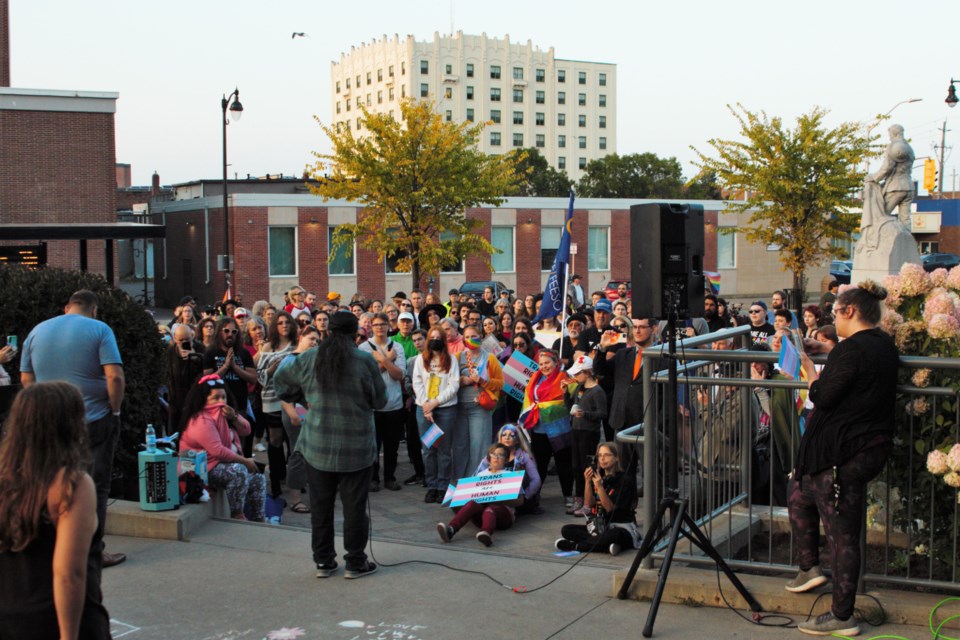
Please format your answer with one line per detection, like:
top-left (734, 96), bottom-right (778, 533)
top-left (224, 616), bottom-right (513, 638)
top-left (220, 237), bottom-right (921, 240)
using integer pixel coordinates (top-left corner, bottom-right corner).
top-left (850, 217), bottom-right (921, 285)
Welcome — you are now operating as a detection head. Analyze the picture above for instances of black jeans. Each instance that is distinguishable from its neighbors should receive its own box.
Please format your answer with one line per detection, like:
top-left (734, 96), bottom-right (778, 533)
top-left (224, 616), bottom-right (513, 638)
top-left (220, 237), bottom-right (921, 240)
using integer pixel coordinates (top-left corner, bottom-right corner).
top-left (372, 408), bottom-right (405, 483)
top-left (306, 463), bottom-right (372, 570)
top-left (403, 403), bottom-right (425, 477)
top-left (531, 432), bottom-right (574, 498)
top-left (87, 413), bottom-right (120, 550)
top-left (560, 522), bottom-right (634, 552)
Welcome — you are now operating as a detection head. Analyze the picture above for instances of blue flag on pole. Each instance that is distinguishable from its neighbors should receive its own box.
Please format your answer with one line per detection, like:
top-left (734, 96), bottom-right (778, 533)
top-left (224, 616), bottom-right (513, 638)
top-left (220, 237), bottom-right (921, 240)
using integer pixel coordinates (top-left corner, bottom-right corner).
top-left (532, 189), bottom-right (574, 326)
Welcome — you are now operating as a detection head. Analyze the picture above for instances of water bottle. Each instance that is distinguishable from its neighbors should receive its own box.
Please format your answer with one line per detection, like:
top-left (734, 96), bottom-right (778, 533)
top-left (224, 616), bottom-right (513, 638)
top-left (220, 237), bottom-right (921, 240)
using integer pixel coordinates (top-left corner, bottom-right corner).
top-left (145, 423), bottom-right (157, 453)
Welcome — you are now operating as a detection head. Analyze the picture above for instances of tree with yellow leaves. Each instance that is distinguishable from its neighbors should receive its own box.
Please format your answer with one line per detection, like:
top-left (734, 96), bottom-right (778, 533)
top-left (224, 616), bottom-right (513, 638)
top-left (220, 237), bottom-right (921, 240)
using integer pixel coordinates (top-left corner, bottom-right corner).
top-left (307, 99), bottom-right (523, 288)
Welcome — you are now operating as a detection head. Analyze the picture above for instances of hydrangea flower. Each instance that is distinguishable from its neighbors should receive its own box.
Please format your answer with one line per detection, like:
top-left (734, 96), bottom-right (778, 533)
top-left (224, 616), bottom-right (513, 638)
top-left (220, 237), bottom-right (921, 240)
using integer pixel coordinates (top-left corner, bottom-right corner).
top-left (943, 471), bottom-right (960, 489)
top-left (911, 368), bottom-right (932, 388)
top-left (947, 443), bottom-right (960, 473)
top-left (928, 450), bottom-right (949, 475)
top-left (927, 313), bottom-right (960, 340)
top-left (930, 268), bottom-right (949, 288)
top-left (899, 262), bottom-right (932, 297)
top-left (947, 265), bottom-right (960, 292)
top-left (880, 310), bottom-right (903, 335)
top-left (923, 289), bottom-right (956, 322)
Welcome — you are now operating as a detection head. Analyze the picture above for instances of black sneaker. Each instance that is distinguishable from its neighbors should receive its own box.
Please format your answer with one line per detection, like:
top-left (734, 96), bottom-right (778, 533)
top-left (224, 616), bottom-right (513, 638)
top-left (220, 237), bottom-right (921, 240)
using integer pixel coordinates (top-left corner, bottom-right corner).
top-left (315, 560), bottom-right (338, 578)
top-left (555, 538), bottom-right (576, 552)
top-left (384, 480), bottom-right (401, 491)
top-left (403, 474), bottom-right (423, 486)
top-left (424, 489), bottom-right (438, 503)
top-left (370, 481), bottom-right (380, 493)
top-left (437, 523), bottom-right (455, 542)
top-left (344, 562), bottom-right (378, 579)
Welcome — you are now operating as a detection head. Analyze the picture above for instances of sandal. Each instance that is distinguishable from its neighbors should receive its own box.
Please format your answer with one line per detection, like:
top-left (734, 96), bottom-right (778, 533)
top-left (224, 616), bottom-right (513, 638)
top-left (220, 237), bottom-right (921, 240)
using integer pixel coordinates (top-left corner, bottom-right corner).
top-left (290, 501), bottom-right (310, 514)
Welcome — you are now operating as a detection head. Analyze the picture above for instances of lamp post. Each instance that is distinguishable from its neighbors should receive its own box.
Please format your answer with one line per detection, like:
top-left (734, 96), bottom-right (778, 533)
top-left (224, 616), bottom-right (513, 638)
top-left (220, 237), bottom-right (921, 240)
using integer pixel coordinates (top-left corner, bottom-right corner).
top-left (946, 79), bottom-right (959, 108)
top-left (864, 98), bottom-right (922, 174)
top-left (221, 88), bottom-right (243, 295)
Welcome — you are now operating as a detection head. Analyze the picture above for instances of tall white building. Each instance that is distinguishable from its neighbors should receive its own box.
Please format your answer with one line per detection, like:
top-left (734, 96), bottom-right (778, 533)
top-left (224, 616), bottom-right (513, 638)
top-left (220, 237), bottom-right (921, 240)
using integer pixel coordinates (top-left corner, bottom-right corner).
top-left (330, 31), bottom-right (616, 181)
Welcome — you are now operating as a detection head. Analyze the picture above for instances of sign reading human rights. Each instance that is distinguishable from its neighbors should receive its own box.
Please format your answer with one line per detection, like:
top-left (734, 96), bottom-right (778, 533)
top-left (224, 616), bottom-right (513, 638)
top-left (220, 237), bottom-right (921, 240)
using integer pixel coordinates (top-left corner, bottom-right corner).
top-left (449, 471), bottom-right (525, 507)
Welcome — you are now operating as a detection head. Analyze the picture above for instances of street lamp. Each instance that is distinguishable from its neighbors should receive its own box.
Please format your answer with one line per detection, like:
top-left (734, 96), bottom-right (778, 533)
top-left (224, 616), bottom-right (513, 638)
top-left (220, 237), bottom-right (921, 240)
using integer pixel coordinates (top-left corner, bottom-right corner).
top-left (864, 98), bottom-right (922, 173)
top-left (946, 80), bottom-right (959, 108)
top-left (221, 88), bottom-right (243, 294)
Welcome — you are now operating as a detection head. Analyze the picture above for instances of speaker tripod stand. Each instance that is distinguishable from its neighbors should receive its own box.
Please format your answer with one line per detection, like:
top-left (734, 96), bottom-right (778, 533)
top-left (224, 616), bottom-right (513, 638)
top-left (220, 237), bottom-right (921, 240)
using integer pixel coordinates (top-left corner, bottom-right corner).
top-left (615, 307), bottom-right (761, 637)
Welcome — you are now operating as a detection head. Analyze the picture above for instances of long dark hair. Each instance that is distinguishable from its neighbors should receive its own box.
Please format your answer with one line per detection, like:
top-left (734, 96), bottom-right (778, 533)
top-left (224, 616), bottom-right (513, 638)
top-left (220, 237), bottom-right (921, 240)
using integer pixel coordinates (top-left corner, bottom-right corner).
top-left (178, 376), bottom-right (237, 432)
top-left (314, 312), bottom-right (359, 389)
top-left (0, 382), bottom-right (91, 552)
top-left (214, 317), bottom-right (239, 350)
top-left (267, 311), bottom-right (298, 351)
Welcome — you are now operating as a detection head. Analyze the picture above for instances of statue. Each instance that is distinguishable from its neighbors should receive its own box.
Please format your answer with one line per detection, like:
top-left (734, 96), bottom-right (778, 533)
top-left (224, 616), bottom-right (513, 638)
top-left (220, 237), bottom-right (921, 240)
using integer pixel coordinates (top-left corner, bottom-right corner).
top-left (851, 124), bottom-right (921, 283)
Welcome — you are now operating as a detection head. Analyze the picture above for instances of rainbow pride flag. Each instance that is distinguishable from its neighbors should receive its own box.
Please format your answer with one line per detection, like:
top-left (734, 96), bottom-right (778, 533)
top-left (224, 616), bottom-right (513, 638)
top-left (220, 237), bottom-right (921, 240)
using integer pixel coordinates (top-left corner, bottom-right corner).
top-left (704, 271), bottom-right (721, 295)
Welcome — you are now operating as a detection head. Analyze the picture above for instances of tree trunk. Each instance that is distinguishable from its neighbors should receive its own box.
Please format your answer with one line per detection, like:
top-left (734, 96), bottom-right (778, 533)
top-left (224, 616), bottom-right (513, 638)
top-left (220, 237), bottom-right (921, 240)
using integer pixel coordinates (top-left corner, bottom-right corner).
top-left (792, 270), bottom-right (805, 315)
top-left (411, 261), bottom-right (421, 292)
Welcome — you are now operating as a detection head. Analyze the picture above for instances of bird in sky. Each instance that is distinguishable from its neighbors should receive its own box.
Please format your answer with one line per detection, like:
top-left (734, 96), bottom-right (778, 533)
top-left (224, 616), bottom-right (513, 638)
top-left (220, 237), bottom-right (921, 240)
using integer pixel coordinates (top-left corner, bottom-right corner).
top-left (291, 32), bottom-right (308, 39)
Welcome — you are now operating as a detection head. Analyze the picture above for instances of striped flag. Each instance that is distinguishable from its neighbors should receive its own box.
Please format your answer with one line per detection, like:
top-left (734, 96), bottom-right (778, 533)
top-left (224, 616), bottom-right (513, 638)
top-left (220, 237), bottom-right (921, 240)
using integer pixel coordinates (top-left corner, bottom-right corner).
top-left (420, 423), bottom-right (444, 448)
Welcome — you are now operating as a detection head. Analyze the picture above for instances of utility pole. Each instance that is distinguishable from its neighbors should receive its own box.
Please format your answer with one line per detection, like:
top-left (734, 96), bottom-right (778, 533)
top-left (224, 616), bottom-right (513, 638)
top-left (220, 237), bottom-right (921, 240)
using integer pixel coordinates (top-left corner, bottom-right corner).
top-left (938, 120), bottom-right (950, 198)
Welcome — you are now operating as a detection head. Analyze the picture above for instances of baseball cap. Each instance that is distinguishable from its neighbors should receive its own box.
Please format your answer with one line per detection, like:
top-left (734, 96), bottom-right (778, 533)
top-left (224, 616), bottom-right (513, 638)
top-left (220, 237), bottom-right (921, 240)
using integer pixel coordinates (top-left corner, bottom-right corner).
top-left (327, 291), bottom-right (341, 301)
top-left (567, 355), bottom-right (594, 376)
top-left (448, 288), bottom-right (459, 295)
top-left (233, 307), bottom-right (250, 319)
top-left (398, 312), bottom-right (415, 322)
top-left (752, 300), bottom-right (768, 312)
top-left (595, 299), bottom-right (613, 313)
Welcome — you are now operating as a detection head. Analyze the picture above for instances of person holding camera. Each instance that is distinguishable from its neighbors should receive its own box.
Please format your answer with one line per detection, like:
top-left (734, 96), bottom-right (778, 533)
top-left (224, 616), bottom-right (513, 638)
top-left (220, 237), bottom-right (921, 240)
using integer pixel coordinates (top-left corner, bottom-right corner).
top-left (166, 324), bottom-right (205, 437)
top-left (554, 442), bottom-right (640, 555)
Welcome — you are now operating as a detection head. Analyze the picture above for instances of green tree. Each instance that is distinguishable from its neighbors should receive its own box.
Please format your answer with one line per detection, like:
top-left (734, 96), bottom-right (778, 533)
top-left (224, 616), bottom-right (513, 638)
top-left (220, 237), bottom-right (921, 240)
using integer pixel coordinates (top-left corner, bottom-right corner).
top-left (577, 152), bottom-right (686, 198)
top-left (693, 104), bottom-right (873, 301)
top-left (684, 171), bottom-right (723, 200)
top-left (307, 99), bottom-right (523, 288)
top-left (507, 147), bottom-right (573, 197)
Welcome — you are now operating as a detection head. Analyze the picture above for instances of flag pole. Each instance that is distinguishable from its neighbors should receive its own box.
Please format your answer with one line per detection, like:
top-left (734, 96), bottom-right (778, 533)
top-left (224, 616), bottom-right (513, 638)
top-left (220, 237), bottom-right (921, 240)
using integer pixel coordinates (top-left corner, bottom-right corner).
top-left (560, 260), bottom-right (570, 366)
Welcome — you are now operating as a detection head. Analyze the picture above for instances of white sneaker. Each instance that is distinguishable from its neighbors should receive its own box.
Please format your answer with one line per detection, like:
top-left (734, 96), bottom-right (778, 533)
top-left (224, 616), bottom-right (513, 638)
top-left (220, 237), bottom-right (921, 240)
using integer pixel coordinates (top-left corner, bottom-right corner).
top-left (254, 442), bottom-right (267, 452)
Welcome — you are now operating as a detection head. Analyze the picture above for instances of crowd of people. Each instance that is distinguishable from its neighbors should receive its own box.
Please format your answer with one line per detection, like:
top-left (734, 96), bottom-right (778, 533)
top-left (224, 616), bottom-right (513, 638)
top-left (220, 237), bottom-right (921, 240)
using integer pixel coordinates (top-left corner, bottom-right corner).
top-left (0, 274), bottom-right (897, 637)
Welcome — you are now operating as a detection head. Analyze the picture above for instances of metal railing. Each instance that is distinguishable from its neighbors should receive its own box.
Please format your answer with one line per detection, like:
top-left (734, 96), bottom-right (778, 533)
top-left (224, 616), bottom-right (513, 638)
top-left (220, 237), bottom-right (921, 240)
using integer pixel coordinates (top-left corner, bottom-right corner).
top-left (617, 325), bottom-right (960, 592)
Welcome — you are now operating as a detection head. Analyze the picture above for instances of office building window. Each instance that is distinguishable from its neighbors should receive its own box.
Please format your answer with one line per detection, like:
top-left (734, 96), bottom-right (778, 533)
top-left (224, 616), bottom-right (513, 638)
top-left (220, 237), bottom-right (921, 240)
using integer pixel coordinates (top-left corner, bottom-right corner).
top-left (466, 108), bottom-right (474, 122)
top-left (541, 227), bottom-right (561, 270)
top-left (444, 87), bottom-right (452, 99)
top-left (466, 63), bottom-right (474, 77)
top-left (536, 90), bottom-right (545, 104)
top-left (536, 134), bottom-right (545, 148)
top-left (445, 110), bottom-right (452, 122)
top-left (490, 110), bottom-right (501, 123)
top-left (513, 67), bottom-right (523, 80)
top-left (355, 96), bottom-right (360, 107)
top-left (336, 101), bottom-right (341, 114)
top-left (389, 65), bottom-right (394, 77)
top-left (356, 75), bottom-right (360, 87)
top-left (420, 83), bottom-right (429, 97)
top-left (535, 68), bottom-right (545, 82)
top-left (445, 63), bottom-right (452, 74)
top-left (490, 65), bottom-right (501, 79)
top-left (578, 93), bottom-right (586, 106)
top-left (599, 94), bottom-right (607, 107)
top-left (490, 88), bottom-right (501, 101)
top-left (558, 156), bottom-right (566, 169)
top-left (346, 101), bottom-right (351, 112)
top-left (587, 227), bottom-right (609, 271)
top-left (328, 227), bottom-right (354, 275)
top-left (578, 71), bottom-right (586, 85)
top-left (366, 72), bottom-right (371, 85)
top-left (491, 227), bottom-right (514, 272)
top-left (356, 119), bottom-right (361, 130)
top-left (718, 230), bottom-right (736, 268)
top-left (336, 81), bottom-right (341, 93)
top-left (513, 88), bottom-right (523, 103)
top-left (467, 86), bottom-right (474, 99)
top-left (389, 87), bottom-right (395, 100)
top-left (579, 157), bottom-right (587, 169)
top-left (599, 136), bottom-right (607, 150)
top-left (366, 94), bottom-right (371, 106)
top-left (535, 112), bottom-right (544, 126)
top-left (599, 115), bottom-right (606, 128)
top-left (346, 78), bottom-right (351, 89)
top-left (401, 85), bottom-right (405, 97)
top-left (578, 114), bottom-right (586, 127)
top-left (558, 69), bottom-right (566, 83)
top-left (268, 227), bottom-right (297, 277)
top-left (578, 136), bottom-right (586, 149)
top-left (401, 62), bottom-right (405, 75)
top-left (490, 131), bottom-right (501, 146)
top-left (599, 72), bottom-right (607, 86)
top-left (558, 91), bottom-right (565, 105)
top-left (558, 113), bottom-right (566, 126)
top-left (513, 133), bottom-right (523, 147)
top-left (420, 60), bottom-right (429, 74)
top-left (513, 111), bottom-right (523, 125)
top-left (558, 134), bottom-right (566, 148)
top-left (377, 91), bottom-right (382, 104)
top-left (440, 231), bottom-right (463, 273)
top-left (377, 68), bottom-right (383, 82)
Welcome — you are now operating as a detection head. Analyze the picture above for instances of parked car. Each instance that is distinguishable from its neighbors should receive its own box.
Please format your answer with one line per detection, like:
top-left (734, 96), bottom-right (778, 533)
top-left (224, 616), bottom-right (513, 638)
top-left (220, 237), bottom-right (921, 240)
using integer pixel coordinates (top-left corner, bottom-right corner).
top-left (921, 253), bottom-right (960, 272)
top-left (829, 260), bottom-right (853, 284)
top-left (457, 280), bottom-right (514, 301)
top-left (603, 280), bottom-right (631, 300)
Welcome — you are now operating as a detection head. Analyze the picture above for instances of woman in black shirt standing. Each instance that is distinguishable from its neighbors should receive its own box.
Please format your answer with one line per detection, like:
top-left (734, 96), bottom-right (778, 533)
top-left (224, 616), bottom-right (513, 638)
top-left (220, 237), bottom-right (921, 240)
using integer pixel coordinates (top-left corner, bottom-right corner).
top-left (787, 281), bottom-right (898, 637)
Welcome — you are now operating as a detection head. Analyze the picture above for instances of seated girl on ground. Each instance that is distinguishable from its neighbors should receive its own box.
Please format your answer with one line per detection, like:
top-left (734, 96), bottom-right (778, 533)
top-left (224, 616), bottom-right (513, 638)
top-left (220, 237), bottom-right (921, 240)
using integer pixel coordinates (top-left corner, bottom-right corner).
top-left (436, 443), bottom-right (517, 547)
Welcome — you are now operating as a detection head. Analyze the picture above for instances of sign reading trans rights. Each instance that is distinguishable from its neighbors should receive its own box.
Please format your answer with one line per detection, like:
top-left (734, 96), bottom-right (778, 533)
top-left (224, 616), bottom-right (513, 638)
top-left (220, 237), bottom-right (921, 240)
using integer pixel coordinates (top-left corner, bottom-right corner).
top-left (450, 471), bottom-right (525, 507)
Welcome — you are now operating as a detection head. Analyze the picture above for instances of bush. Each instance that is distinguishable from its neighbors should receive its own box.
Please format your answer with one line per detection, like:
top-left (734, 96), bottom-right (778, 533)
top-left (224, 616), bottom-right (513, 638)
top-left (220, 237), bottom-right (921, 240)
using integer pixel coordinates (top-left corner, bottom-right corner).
top-left (0, 264), bottom-right (165, 499)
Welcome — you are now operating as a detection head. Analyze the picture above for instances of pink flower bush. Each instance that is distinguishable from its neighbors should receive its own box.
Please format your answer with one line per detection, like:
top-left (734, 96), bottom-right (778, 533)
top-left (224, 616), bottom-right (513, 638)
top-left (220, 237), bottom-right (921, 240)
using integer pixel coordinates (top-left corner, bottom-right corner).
top-left (944, 472), bottom-right (960, 489)
top-left (930, 268), bottom-right (950, 288)
top-left (928, 450), bottom-right (949, 475)
top-left (948, 443), bottom-right (960, 472)
top-left (923, 289), bottom-right (956, 322)
top-left (911, 368), bottom-right (932, 388)
top-left (947, 265), bottom-right (960, 292)
top-left (880, 310), bottom-right (903, 335)
top-left (899, 262), bottom-right (932, 297)
top-left (927, 314), bottom-right (960, 340)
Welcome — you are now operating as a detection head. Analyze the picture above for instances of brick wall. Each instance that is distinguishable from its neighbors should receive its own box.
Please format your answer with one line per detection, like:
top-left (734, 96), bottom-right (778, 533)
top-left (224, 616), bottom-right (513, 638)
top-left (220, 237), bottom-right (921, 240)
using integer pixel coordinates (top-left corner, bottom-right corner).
top-left (0, 0), bottom-right (8, 88)
top-left (464, 208), bottom-right (492, 281)
top-left (298, 207), bottom-right (328, 297)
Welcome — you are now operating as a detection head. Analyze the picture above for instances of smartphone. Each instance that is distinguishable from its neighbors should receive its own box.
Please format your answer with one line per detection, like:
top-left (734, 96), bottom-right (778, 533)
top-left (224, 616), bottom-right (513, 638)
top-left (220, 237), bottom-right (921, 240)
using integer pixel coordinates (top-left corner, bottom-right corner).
top-left (587, 455), bottom-right (597, 472)
top-left (5, 335), bottom-right (16, 352)
top-left (180, 340), bottom-right (192, 351)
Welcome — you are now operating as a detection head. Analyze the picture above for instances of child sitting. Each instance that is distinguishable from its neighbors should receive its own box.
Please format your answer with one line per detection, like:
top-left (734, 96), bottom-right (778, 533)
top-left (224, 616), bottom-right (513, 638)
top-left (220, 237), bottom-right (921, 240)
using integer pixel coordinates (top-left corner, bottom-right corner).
top-left (436, 443), bottom-right (517, 547)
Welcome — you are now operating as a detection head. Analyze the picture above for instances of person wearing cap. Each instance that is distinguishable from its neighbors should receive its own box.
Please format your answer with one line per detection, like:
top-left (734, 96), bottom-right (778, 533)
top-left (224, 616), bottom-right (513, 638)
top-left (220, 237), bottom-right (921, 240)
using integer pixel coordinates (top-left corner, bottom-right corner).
top-left (553, 313), bottom-right (587, 369)
top-left (390, 312), bottom-right (419, 359)
top-left (391, 315), bottom-right (425, 485)
top-left (274, 311), bottom-right (386, 579)
top-left (567, 274), bottom-right (585, 311)
top-left (233, 307), bottom-right (250, 322)
top-left (444, 289), bottom-right (459, 314)
top-left (565, 355), bottom-right (607, 516)
top-left (326, 291), bottom-right (342, 307)
top-left (391, 290), bottom-right (407, 306)
top-left (748, 300), bottom-right (776, 345)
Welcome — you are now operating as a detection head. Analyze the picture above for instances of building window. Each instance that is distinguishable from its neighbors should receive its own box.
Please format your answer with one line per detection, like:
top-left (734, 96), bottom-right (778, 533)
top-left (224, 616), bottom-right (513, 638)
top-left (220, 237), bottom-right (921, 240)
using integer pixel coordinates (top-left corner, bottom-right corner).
top-left (513, 111), bottom-right (523, 125)
top-left (466, 63), bottom-right (474, 77)
top-left (513, 89), bottom-right (523, 103)
top-left (587, 227), bottom-right (609, 271)
top-left (467, 86), bottom-right (474, 100)
top-left (558, 113), bottom-right (566, 126)
top-left (558, 91), bottom-right (565, 105)
top-left (401, 85), bottom-right (406, 97)
top-left (490, 110), bottom-right (501, 123)
top-left (355, 96), bottom-right (360, 107)
top-left (578, 136), bottom-right (586, 149)
top-left (345, 119), bottom-right (350, 130)
top-left (346, 78), bottom-right (351, 89)
top-left (356, 75), bottom-right (360, 88)
top-left (366, 72), bottom-right (371, 85)
top-left (345, 101), bottom-right (351, 112)
top-left (578, 71), bottom-right (586, 85)
top-left (444, 87), bottom-right (452, 99)
top-left (535, 112), bottom-right (544, 126)
top-left (536, 68), bottom-right (545, 82)
top-left (420, 60), bottom-right (429, 74)
top-left (389, 87), bottom-right (395, 100)
top-left (558, 135), bottom-right (566, 148)
top-left (599, 72), bottom-right (607, 86)
top-left (490, 88), bottom-right (501, 101)
top-left (401, 62), bottom-right (405, 75)
top-left (389, 65), bottom-right (394, 77)
top-left (490, 131), bottom-right (501, 146)
top-left (377, 68), bottom-right (383, 82)
top-left (578, 93), bottom-right (586, 106)
top-left (717, 230), bottom-right (736, 268)
top-left (491, 227), bottom-right (514, 272)
top-left (336, 101), bottom-right (341, 114)
top-left (445, 63), bottom-right (452, 74)
top-left (328, 226), bottom-right (354, 275)
top-left (440, 231), bottom-right (463, 273)
top-left (599, 94), bottom-right (607, 107)
top-left (366, 94), bottom-right (371, 106)
top-left (599, 136), bottom-right (607, 150)
top-left (558, 156), bottom-right (566, 169)
top-left (536, 90), bottom-right (545, 104)
top-left (579, 157), bottom-right (587, 169)
top-left (336, 81), bottom-right (341, 93)
top-left (356, 119), bottom-right (361, 130)
top-left (466, 108), bottom-right (474, 122)
top-left (536, 134), bottom-right (545, 148)
top-left (490, 65), bottom-right (501, 79)
top-left (513, 133), bottom-right (523, 147)
top-left (377, 91), bottom-right (382, 104)
top-left (599, 115), bottom-right (606, 128)
top-left (384, 229), bottom-right (409, 273)
top-left (268, 227), bottom-right (297, 276)
top-left (558, 69), bottom-right (566, 83)
top-left (513, 67), bottom-right (523, 80)
top-left (578, 114), bottom-right (586, 127)
top-left (445, 110), bottom-right (452, 122)
top-left (420, 83), bottom-right (429, 97)
top-left (541, 227), bottom-right (562, 270)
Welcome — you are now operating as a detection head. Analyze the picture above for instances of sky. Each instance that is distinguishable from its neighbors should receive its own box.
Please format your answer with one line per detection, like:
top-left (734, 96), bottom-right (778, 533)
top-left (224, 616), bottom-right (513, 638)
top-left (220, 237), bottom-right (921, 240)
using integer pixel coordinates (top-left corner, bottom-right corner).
top-left (9, 0), bottom-right (960, 192)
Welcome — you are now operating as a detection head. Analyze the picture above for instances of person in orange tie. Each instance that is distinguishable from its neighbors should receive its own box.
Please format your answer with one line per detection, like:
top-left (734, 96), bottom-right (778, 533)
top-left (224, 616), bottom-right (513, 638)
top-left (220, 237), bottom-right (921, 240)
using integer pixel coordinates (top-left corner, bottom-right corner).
top-left (593, 317), bottom-right (657, 498)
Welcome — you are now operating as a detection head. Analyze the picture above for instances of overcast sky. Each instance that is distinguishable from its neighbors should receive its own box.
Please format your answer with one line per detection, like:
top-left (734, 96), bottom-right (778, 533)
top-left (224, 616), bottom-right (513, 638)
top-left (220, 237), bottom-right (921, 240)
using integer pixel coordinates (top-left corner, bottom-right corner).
top-left (9, 0), bottom-right (960, 192)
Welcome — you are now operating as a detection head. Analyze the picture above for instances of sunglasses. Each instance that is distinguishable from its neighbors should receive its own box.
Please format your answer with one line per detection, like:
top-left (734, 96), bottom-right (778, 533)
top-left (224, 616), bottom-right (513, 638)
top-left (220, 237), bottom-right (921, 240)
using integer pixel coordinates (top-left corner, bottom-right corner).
top-left (222, 329), bottom-right (239, 335)
top-left (749, 309), bottom-right (763, 314)
top-left (513, 342), bottom-right (527, 348)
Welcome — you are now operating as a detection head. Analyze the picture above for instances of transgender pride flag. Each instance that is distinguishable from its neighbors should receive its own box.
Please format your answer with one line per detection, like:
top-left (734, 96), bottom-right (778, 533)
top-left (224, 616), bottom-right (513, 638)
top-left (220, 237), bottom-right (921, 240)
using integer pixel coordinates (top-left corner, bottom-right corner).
top-left (421, 423), bottom-right (444, 448)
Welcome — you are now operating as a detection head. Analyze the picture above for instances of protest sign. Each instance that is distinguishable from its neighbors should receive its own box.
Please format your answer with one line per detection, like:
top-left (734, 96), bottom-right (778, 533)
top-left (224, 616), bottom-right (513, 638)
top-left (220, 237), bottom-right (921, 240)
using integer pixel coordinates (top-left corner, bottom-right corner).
top-left (450, 471), bottom-right (525, 507)
top-left (502, 350), bottom-right (539, 402)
